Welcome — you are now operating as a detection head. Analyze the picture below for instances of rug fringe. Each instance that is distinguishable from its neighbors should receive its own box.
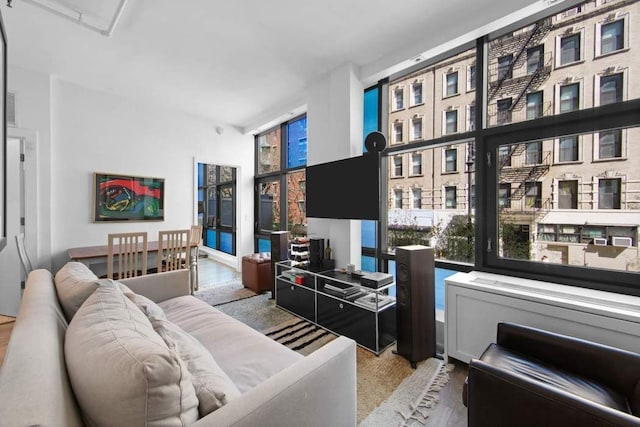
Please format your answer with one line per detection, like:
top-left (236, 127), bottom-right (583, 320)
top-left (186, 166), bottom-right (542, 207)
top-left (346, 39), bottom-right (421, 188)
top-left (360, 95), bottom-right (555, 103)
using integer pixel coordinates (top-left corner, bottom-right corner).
top-left (396, 363), bottom-right (453, 426)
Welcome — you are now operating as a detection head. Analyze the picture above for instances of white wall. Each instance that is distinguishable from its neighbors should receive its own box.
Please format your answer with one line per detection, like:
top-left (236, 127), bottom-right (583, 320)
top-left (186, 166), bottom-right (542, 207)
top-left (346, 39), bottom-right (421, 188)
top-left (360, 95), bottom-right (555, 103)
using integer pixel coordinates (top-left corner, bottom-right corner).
top-left (46, 79), bottom-right (253, 272)
top-left (306, 63), bottom-right (364, 269)
top-left (8, 65), bottom-right (52, 270)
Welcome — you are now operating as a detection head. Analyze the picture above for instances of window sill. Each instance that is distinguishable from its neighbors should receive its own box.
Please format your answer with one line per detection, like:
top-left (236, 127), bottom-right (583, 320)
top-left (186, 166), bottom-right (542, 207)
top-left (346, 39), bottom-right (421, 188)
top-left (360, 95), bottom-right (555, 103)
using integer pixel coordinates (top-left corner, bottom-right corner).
top-left (409, 103), bottom-right (425, 109)
top-left (594, 47), bottom-right (629, 60)
top-left (442, 171), bottom-right (459, 175)
top-left (442, 93), bottom-right (460, 100)
top-left (553, 160), bottom-right (582, 166)
top-left (409, 174), bottom-right (424, 178)
top-left (555, 59), bottom-right (585, 70)
top-left (592, 157), bottom-right (627, 163)
top-left (390, 176), bottom-right (405, 180)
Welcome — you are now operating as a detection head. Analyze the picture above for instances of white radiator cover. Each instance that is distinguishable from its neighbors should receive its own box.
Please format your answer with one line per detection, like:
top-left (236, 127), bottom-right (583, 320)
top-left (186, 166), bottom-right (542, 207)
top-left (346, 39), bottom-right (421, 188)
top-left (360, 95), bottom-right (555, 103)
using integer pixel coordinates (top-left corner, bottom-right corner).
top-left (444, 271), bottom-right (640, 363)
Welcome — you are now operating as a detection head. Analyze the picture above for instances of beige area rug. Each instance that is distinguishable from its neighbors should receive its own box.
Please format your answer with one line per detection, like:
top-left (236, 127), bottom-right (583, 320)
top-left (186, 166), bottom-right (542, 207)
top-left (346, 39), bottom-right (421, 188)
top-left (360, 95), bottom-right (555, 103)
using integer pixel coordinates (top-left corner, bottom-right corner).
top-left (193, 279), bottom-right (257, 306)
top-left (0, 315), bottom-right (15, 325)
top-left (361, 359), bottom-right (453, 427)
top-left (214, 294), bottom-right (442, 424)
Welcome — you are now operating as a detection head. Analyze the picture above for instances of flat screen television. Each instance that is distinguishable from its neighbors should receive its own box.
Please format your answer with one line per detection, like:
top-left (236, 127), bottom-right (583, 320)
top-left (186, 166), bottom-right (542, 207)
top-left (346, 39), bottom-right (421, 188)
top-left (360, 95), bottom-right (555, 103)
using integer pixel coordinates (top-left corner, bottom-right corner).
top-left (305, 154), bottom-right (379, 220)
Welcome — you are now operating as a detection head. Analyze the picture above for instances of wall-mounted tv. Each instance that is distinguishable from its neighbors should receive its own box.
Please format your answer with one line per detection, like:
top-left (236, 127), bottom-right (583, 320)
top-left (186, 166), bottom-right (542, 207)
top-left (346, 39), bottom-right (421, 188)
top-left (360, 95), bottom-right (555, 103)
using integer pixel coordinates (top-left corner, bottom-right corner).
top-left (306, 154), bottom-right (379, 221)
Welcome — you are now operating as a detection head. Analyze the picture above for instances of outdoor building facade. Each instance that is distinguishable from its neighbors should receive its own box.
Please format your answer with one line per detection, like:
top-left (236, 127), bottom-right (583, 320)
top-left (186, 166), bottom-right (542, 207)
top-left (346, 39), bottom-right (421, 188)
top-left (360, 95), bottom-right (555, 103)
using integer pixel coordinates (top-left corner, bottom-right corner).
top-left (387, 0), bottom-right (639, 271)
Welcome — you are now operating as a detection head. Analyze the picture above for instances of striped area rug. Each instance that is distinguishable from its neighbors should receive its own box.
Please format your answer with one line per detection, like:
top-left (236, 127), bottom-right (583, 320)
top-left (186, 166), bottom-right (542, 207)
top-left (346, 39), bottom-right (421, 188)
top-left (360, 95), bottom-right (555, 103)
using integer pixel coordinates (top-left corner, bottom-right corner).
top-left (261, 318), bottom-right (336, 356)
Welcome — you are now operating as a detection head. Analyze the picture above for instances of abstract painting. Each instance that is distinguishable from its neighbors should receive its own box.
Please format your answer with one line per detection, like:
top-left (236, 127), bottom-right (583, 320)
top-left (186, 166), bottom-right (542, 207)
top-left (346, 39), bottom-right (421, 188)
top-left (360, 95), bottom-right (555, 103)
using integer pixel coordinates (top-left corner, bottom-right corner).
top-left (93, 173), bottom-right (164, 222)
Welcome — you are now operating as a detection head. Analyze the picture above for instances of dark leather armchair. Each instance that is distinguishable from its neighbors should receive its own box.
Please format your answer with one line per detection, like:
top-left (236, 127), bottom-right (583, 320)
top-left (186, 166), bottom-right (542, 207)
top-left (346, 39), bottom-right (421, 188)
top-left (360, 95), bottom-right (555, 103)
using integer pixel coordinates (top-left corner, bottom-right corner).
top-left (463, 322), bottom-right (640, 427)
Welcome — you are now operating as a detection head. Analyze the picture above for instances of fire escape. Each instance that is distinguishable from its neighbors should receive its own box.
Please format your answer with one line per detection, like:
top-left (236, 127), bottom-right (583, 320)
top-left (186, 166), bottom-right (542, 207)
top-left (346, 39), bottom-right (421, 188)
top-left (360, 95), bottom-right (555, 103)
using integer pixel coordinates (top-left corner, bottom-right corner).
top-left (487, 18), bottom-right (553, 126)
top-left (491, 18), bottom-right (553, 220)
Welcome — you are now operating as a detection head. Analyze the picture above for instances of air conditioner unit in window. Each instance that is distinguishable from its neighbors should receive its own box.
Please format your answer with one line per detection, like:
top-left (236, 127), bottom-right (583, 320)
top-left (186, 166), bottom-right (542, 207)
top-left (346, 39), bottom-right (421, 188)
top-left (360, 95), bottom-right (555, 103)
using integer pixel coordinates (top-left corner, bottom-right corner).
top-left (593, 237), bottom-right (608, 246)
top-left (611, 237), bottom-right (633, 247)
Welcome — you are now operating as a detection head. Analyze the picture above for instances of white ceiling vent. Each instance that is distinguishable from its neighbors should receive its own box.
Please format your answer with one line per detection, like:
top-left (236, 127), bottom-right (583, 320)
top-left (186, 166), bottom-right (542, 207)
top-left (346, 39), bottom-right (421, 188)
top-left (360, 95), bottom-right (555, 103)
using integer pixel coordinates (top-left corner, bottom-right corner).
top-left (21, 0), bottom-right (129, 37)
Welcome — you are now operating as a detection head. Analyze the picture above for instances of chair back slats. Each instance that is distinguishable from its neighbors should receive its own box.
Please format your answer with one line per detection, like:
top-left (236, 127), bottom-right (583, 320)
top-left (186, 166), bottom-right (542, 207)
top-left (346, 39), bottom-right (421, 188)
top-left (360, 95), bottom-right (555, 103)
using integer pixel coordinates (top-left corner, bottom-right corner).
top-left (107, 232), bottom-right (148, 279)
top-left (158, 229), bottom-right (191, 272)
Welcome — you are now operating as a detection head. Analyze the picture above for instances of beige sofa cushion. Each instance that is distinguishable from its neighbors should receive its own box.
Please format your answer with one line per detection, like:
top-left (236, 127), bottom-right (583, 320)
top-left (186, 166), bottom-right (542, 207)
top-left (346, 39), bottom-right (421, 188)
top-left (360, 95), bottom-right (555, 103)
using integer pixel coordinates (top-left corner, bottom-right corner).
top-left (120, 284), bottom-right (166, 319)
top-left (54, 262), bottom-right (100, 321)
top-left (65, 281), bottom-right (199, 427)
top-left (151, 316), bottom-right (241, 416)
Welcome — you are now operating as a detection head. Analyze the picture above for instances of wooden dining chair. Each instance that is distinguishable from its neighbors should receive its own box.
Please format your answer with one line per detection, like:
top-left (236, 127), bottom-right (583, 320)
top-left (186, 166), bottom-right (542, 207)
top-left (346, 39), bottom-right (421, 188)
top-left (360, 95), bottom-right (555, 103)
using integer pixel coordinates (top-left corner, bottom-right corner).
top-left (107, 232), bottom-right (148, 279)
top-left (189, 225), bottom-right (203, 291)
top-left (157, 229), bottom-right (191, 273)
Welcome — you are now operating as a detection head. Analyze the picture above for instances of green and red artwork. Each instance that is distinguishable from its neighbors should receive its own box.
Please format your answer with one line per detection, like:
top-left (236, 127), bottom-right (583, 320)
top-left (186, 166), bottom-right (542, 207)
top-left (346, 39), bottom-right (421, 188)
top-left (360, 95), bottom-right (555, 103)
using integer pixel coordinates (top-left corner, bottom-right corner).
top-left (94, 173), bottom-right (164, 221)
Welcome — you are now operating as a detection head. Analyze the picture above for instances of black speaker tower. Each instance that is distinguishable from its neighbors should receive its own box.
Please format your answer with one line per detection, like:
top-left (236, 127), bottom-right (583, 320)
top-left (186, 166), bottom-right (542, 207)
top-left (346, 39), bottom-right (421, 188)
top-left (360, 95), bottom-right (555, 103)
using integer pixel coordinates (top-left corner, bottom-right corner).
top-left (394, 245), bottom-right (435, 368)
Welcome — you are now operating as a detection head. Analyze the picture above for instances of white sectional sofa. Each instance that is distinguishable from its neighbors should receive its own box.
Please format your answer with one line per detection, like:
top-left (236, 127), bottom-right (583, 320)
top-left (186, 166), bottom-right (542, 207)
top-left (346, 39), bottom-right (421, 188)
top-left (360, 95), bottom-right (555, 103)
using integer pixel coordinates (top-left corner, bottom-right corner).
top-left (0, 263), bottom-right (357, 426)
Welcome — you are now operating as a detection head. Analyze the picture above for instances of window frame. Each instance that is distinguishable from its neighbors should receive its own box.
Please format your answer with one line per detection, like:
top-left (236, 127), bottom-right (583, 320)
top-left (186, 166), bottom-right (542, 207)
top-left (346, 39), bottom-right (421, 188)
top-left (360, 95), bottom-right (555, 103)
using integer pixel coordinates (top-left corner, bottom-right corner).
top-left (444, 71), bottom-right (459, 97)
top-left (253, 114), bottom-right (307, 252)
top-left (557, 30), bottom-right (584, 67)
top-left (595, 15), bottom-right (628, 57)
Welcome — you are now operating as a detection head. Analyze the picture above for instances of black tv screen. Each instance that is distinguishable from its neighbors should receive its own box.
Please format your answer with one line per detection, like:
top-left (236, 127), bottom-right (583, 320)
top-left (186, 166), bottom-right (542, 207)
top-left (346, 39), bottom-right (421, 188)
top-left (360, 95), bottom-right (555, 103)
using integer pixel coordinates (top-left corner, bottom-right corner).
top-left (306, 154), bottom-right (379, 220)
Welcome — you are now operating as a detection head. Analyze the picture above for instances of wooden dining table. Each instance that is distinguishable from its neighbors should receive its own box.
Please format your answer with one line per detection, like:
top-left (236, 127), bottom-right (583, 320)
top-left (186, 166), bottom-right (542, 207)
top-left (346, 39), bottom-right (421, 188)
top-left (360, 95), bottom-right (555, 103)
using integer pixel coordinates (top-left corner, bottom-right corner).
top-left (67, 241), bottom-right (198, 291)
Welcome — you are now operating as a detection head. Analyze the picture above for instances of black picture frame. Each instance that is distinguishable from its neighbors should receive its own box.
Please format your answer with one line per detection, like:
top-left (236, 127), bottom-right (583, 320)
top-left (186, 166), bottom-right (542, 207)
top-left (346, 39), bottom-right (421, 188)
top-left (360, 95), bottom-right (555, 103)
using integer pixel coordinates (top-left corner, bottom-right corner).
top-left (0, 9), bottom-right (7, 251)
top-left (93, 172), bottom-right (165, 222)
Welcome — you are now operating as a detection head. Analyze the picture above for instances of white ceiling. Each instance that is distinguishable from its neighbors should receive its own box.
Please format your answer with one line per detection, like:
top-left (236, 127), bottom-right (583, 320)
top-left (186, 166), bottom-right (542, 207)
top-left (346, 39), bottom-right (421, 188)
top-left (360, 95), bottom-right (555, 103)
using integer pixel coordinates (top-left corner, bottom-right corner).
top-left (3, 0), bottom-right (546, 132)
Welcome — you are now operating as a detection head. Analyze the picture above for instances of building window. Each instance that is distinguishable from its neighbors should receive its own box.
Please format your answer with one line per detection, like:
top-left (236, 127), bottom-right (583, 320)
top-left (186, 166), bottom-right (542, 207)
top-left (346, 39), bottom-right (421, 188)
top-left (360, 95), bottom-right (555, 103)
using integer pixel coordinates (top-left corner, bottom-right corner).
top-left (412, 188), bottom-right (422, 209)
top-left (394, 122), bottom-right (403, 143)
top-left (498, 54), bottom-right (513, 80)
top-left (499, 183), bottom-right (511, 208)
top-left (526, 91), bottom-right (543, 120)
top-left (445, 110), bottom-right (458, 134)
top-left (599, 73), bottom-right (623, 106)
top-left (498, 145), bottom-right (511, 167)
top-left (411, 153), bottom-right (422, 175)
top-left (558, 136), bottom-right (578, 162)
top-left (497, 98), bottom-right (512, 125)
top-left (412, 82), bottom-right (423, 105)
top-left (412, 117), bottom-right (423, 140)
top-left (468, 105), bottom-right (476, 131)
top-left (525, 141), bottom-right (542, 165)
top-left (394, 87), bottom-right (404, 110)
top-left (199, 164), bottom-right (237, 255)
top-left (601, 20), bottom-right (624, 55)
top-left (559, 83), bottom-right (579, 113)
top-left (525, 182), bottom-right (542, 208)
top-left (394, 189), bottom-right (403, 209)
top-left (445, 186), bottom-right (457, 208)
top-left (599, 178), bottom-right (621, 209)
top-left (527, 45), bottom-right (544, 74)
top-left (445, 148), bottom-right (458, 172)
top-left (558, 180), bottom-right (578, 209)
top-left (445, 72), bottom-right (458, 97)
top-left (598, 129), bottom-right (622, 159)
top-left (257, 128), bottom-right (281, 174)
top-left (287, 116), bottom-right (308, 168)
top-left (468, 64), bottom-right (476, 91)
top-left (393, 156), bottom-right (403, 177)
top-left (560, 33), bottom-right (581, 65)
top-left (470, 184), bottom-right (476, 209)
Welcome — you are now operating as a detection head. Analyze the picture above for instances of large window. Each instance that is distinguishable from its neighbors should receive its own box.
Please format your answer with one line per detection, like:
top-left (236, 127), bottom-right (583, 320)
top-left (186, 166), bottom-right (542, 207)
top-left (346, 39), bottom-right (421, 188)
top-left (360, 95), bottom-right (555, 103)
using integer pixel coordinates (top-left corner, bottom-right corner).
top-left (380, 0), bottom-right (639, 295)
top-left (445, 148), bottom-right (458, 172)
top-left (412, 82), bottom-right (423, 105)
top-left (254, 115), bottom-right (307, 251)
top-left (198, 164), bottom-right (237, 255)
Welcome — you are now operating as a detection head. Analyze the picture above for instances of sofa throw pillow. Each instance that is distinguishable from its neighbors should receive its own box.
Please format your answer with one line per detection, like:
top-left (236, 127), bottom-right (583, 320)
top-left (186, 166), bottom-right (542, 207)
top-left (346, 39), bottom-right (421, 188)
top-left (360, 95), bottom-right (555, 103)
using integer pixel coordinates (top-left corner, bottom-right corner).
top-left (65, 281), bottom-right (199, 427)
top-left (54, 262), bottom-right (101, 321)
top-left (151, 316), bottom-right (241, 416)
top-left (119, 284), bottom-right (166, 320)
